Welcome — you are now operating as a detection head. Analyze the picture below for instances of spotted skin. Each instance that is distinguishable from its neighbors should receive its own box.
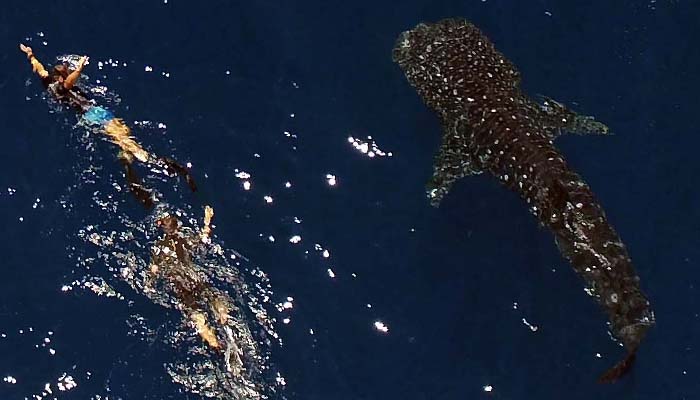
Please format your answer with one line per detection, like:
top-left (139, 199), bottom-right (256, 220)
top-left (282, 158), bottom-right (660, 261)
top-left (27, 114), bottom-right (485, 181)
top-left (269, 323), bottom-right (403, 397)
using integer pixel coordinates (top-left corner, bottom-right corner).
top-left (393, 18), bottom-right (654, 382)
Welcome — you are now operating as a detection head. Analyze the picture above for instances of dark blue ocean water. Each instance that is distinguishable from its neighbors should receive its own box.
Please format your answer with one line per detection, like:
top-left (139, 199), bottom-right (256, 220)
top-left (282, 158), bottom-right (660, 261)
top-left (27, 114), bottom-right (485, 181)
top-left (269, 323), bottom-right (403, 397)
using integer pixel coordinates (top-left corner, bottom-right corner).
top-left (1, 1), bottom-right (699, 399)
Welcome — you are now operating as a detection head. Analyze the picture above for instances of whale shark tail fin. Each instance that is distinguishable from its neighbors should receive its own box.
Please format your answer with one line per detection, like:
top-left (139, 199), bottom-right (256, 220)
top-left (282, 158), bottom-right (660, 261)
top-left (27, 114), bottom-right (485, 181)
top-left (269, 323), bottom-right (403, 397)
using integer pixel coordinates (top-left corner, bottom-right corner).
top-left (598, 352), bottom-right (636, 384)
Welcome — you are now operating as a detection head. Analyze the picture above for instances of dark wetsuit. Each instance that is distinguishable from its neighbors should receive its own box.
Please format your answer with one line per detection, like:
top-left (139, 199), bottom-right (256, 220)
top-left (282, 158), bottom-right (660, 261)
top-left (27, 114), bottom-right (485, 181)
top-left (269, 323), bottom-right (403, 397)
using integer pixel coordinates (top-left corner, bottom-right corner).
top-left (41, 76), bottom-right (93, 114)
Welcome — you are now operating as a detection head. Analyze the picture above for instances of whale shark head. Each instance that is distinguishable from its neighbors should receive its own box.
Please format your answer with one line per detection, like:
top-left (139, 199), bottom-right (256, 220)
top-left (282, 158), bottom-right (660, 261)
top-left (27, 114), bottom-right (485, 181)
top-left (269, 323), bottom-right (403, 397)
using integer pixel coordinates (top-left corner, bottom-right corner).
top-left (393, 18), bottom-right (522, 121)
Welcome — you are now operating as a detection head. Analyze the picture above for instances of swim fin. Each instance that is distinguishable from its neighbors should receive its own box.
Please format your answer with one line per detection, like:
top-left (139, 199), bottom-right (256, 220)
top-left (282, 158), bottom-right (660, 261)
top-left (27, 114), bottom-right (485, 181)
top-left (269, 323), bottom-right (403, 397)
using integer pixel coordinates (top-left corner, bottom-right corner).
top-left (161, 157), bottom-right (198, 192)
top-left (119, 152), bottom-right (155, 209)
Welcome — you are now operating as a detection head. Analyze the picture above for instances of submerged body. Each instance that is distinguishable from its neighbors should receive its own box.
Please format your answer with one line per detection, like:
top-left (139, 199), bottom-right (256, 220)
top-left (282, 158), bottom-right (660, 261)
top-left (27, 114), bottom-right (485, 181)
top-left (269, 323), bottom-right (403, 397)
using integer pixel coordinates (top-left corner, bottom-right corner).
top-left (147, 206), bottom-right (249, 379)
top-left (393, 19), bottom-right (654, 382)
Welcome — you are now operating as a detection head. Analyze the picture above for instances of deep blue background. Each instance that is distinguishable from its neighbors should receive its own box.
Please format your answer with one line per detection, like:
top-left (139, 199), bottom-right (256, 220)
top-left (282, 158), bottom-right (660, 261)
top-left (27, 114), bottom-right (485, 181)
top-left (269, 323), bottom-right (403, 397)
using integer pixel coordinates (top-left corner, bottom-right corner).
top-left (1, 1), bottom-right (699, 399)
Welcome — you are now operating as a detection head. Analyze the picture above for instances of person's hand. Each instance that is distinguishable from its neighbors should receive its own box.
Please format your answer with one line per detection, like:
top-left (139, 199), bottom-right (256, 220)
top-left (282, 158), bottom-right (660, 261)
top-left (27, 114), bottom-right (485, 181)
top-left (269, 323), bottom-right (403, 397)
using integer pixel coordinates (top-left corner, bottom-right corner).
top-left (19, 43), bottom-right (33, 57)
top-left (78, 55), bottom-right (89, 69)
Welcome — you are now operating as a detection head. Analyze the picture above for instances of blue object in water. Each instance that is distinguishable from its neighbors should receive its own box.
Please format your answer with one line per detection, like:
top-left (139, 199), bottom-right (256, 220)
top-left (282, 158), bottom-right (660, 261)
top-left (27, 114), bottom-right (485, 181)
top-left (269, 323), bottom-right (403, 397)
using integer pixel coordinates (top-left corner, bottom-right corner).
top-left (83, 106), bottom-right (115, 126)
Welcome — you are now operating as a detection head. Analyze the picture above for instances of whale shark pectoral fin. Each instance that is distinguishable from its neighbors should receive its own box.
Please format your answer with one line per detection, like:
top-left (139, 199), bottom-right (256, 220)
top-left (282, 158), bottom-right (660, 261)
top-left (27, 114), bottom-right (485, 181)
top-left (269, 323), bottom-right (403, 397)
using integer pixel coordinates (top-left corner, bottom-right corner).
top-left (536, 96), bottom-right (611, 139)
top-left (427, 139), bottom-right (483, 207)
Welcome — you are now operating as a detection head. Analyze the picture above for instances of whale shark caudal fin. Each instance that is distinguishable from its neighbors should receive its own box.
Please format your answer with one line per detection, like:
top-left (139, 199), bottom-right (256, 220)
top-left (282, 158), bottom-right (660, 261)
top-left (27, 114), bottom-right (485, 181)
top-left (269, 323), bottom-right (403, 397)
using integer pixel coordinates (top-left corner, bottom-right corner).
top-left (597, 352), bottom-right (636, 384)
top-left (393, 18), bottom-right (654, 383)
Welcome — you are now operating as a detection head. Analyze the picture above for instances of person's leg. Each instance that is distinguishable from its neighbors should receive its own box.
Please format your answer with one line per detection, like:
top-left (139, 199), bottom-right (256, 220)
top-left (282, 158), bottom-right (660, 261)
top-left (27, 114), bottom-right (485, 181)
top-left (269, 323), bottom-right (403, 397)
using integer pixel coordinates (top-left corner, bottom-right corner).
top-left (104, 119), bottom-right (150, 163)
top-left (205, 289), bottom-right (232, 325)
top-left (105, 118), bottom-right (196, 193)
top-left (188, 309), bottom-right (220, 349)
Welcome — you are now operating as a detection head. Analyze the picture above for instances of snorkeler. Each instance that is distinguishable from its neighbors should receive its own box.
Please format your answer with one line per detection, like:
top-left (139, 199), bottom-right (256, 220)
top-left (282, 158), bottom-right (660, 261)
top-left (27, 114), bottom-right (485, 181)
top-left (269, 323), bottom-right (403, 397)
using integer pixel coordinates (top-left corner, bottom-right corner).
top-left (146, 206), bottom-right (245, 375)
top-left (19, 44), bottom-right (197, 208)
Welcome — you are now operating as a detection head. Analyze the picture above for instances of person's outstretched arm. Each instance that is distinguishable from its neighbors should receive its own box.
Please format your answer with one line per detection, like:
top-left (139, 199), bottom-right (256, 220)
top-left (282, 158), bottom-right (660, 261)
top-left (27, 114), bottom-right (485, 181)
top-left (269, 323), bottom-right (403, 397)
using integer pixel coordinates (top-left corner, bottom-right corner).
top-left (200, 206), bottom-right (214, 242)
top-left (64, 56), bottom-right (89, 90)
top-left (19, 44), bottom-right (49, 79)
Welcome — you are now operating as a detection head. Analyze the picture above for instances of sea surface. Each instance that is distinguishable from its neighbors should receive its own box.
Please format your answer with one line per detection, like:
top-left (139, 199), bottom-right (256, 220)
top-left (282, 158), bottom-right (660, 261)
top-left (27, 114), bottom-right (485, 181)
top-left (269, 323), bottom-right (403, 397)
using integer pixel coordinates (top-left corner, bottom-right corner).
top-left (1, 1), bottom-right (699, 399)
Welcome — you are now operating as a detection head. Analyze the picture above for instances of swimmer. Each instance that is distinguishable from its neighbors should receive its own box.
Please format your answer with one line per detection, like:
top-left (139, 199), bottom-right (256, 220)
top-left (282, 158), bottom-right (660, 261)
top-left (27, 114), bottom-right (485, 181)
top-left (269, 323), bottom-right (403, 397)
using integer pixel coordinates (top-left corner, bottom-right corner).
top-left (20, 44), bottom-right (197, 208)
top-left (146, 206), bottom-right (244, 374)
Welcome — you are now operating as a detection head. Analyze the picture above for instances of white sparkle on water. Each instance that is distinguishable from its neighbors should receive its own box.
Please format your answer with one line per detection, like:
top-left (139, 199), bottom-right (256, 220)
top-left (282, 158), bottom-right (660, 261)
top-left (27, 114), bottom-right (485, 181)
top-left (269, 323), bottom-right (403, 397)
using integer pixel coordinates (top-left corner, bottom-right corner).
top-left (289, 235), bottom-right (301, 244)
top-left (521, 318), bottom-right (539, 332)
top-left (57, 374), bottom-right (77, 391)
top-left (373, 321), bottom-right (389, 333)
top-left (347, 135), bottom-right (393, 158)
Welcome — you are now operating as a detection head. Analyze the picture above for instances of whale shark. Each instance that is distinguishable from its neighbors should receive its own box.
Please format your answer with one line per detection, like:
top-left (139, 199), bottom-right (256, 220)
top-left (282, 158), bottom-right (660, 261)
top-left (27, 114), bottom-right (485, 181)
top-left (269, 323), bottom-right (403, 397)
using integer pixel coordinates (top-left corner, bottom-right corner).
top-left (392, 18), bottom-right (654, 382)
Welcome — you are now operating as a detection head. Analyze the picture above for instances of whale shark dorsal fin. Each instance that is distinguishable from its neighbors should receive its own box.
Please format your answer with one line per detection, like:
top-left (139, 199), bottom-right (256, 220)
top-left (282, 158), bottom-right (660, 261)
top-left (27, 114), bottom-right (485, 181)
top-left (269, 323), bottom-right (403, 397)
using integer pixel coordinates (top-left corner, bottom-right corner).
top-left (427, 116), bottom-right (483, 207)
top-left (535, 96), bottom-right (611, 139)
